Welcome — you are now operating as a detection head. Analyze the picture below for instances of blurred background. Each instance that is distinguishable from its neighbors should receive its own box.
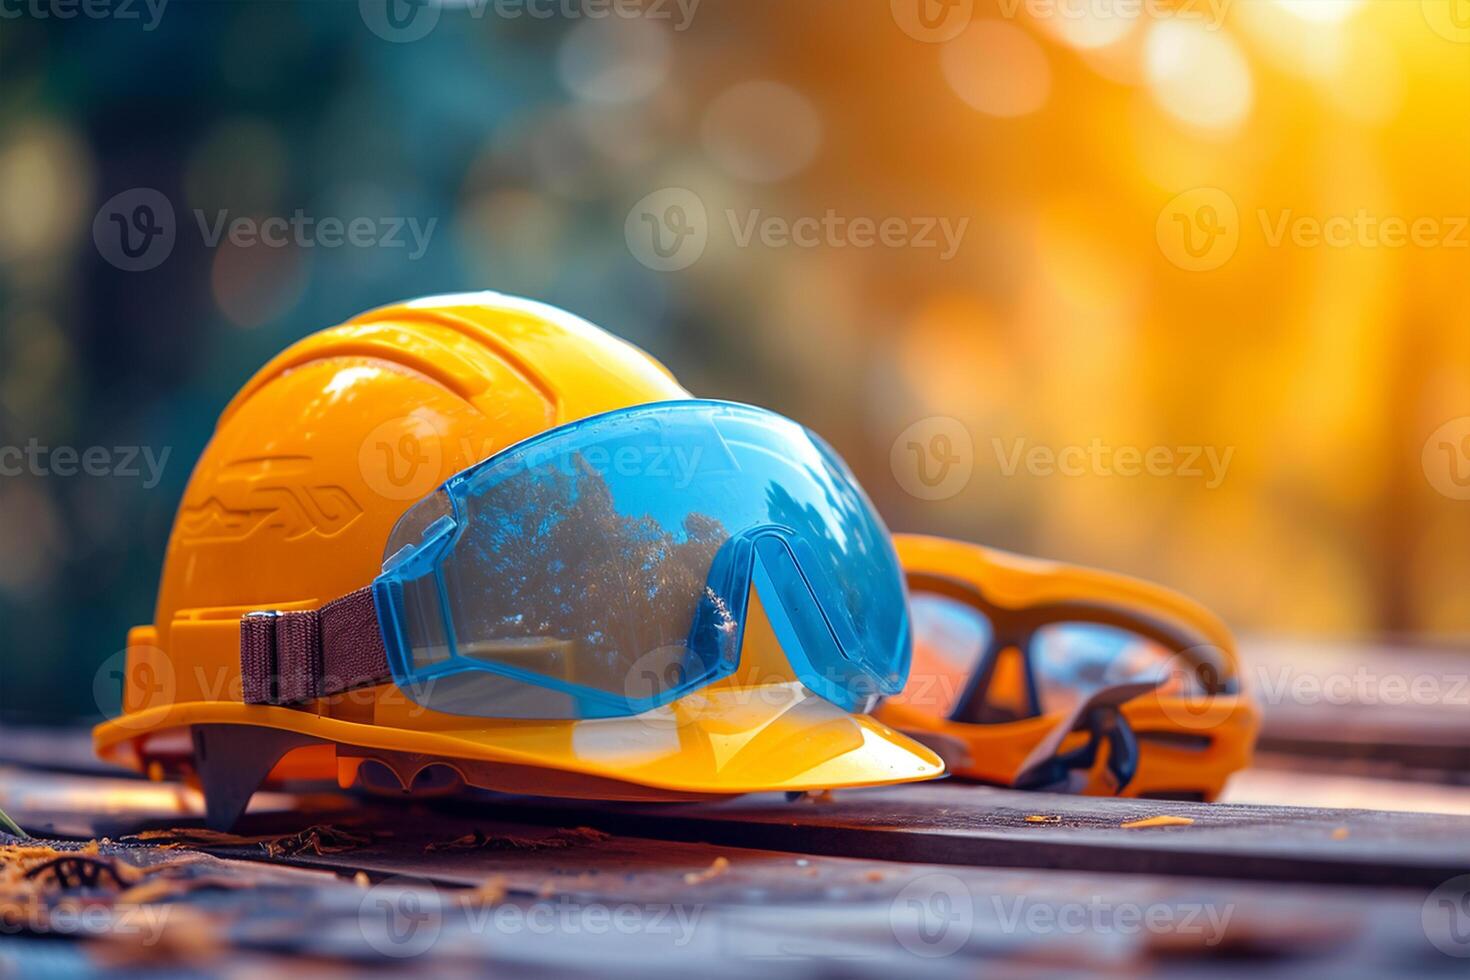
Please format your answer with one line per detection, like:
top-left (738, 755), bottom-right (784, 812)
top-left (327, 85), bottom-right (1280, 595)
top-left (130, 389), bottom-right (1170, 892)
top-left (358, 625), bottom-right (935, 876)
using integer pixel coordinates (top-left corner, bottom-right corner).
top-left (0, 0), bottom-right (1467, 720)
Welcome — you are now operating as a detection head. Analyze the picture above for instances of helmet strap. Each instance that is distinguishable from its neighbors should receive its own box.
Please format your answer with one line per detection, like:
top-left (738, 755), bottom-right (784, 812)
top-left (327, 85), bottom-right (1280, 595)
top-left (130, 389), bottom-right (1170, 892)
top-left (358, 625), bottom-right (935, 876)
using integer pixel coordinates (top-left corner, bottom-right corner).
top-left (239, 587), bottom-right (391, 706)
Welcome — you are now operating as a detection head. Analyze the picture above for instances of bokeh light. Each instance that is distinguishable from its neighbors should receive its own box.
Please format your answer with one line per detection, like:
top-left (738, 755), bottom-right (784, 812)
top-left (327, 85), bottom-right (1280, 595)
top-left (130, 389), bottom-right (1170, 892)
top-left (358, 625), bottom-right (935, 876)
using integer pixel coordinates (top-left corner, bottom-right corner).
top-left (941, 20), bottom-right (1052, 118)
top-left (557, 17), bottom-right (671, 105)
top-left (700, 81), bottom-right (823, 183)
top-left (0, 2), bottom-right (1467, 723)
top-left (1143, 21), bottom-right (1253, 134)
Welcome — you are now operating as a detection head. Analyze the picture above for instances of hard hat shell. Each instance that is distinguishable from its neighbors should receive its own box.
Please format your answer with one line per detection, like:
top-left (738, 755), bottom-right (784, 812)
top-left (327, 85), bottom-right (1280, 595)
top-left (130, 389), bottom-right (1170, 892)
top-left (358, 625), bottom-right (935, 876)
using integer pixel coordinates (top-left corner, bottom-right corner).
top-left (93, 293), bottom-right (941, 820)
top-left (875, 534), bottom-right (1257, 802)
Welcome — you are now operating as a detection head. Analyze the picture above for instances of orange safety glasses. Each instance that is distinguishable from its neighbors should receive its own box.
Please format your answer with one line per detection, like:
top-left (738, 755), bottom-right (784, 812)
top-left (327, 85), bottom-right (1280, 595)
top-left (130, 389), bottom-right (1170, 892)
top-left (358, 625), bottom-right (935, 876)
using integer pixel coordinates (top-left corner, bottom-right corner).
top-left (875, 534), bottom-right (1259, 801)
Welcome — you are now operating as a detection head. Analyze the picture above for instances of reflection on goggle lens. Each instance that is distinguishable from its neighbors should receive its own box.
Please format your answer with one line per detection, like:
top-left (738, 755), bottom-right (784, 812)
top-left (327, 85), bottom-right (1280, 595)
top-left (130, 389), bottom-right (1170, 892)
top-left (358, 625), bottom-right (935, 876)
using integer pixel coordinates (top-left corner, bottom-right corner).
top-left (1031, 622), bottom-right (1203, 716)
top-left (902, 589), bottom-right (1218, 723)
top-left (376, 400), bottom-right (911, 720)
top-left (905, 593), bottom-right (993, 717)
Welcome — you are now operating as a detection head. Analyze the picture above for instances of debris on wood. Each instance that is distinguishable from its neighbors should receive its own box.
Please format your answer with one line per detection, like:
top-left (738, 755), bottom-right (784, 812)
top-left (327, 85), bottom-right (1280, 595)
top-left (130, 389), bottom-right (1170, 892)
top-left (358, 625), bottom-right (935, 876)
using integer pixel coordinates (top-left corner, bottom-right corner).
top-left (127, 828), bottom-right (277, 848)
top-left (1332, 827), bottom-right (1350, 840)
top-left (264, 825), bottom-right (376, 858)
top-left (682, 856), bottom-right (730, 885)
top-left (425, 826), bottom-right (610, 853)
top-left (127, 824), bottom-right (375, 858)
top-left (0, 839), bottom-right (206, 949)
top-left (4, 841), bottom-right (142, 897)
top-left (353, 871), bottom-right (371, 887)
top-left (1120, 815), bottom-right (1195, 829)
top-left (863, 870), bottom-right (885, 882)
top-left (23, 853), bottom-right (135, 891)
top-left (1025, 814), bottom-right (1062, 824)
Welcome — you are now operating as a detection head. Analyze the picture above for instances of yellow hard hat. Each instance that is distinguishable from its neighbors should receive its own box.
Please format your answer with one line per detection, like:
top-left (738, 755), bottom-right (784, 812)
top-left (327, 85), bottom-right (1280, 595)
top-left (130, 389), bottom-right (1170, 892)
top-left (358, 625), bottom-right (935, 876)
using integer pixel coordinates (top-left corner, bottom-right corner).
top-left (94, 293), bottom-right (941, 827)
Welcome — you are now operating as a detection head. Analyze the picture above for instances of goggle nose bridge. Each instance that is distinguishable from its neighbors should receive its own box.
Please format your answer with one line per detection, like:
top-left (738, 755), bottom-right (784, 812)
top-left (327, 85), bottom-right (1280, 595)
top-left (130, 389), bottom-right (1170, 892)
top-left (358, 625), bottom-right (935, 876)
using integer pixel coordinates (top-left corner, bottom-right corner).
top-left (703, 525), bottom-right (894, 709)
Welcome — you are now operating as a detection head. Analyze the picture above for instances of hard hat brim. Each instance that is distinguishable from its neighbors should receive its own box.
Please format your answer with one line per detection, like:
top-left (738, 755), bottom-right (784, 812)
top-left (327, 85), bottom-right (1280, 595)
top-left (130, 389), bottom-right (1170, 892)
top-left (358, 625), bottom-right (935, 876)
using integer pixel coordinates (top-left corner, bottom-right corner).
top-left (93, 681), bottom-right (943, 799)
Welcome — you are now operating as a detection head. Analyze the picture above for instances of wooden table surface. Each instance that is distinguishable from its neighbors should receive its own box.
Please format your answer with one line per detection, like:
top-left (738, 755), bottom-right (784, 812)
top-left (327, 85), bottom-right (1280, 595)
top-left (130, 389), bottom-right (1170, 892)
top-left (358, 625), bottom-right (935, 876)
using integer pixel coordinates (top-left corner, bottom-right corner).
top-left (2, 640), bottom-right (1468, 978)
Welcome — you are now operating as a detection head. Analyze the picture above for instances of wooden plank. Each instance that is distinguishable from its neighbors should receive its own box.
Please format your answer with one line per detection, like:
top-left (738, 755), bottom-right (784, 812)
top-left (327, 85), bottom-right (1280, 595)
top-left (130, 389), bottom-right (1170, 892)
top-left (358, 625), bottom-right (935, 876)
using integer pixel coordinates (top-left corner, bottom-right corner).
top-left (242, 826), bottom-right (1453, 977)
top-left (3, 808), bottom-right (1452, 977)
top-left (0, 739), bottom-right (1463, 975)
top-left (0, 725), bottom-right (127, 777)
top-left (0, 763), bottom-right (359, 840)
top-left (1224, 765), bottom-right (1470, 816)
top-left (467, 782), bottom-right (1470, 888)
top-left (1245, 638), bottom-right (1470, 773)
top-left (4, 727), bottom-right (1469, 887)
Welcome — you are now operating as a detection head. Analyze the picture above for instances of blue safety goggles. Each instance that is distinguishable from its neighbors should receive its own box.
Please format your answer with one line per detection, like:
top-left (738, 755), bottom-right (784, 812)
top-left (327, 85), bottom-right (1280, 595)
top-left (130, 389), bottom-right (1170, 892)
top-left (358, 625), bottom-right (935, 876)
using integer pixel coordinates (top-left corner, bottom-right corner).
top-left (370, 400), bottom-right (911, 720)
